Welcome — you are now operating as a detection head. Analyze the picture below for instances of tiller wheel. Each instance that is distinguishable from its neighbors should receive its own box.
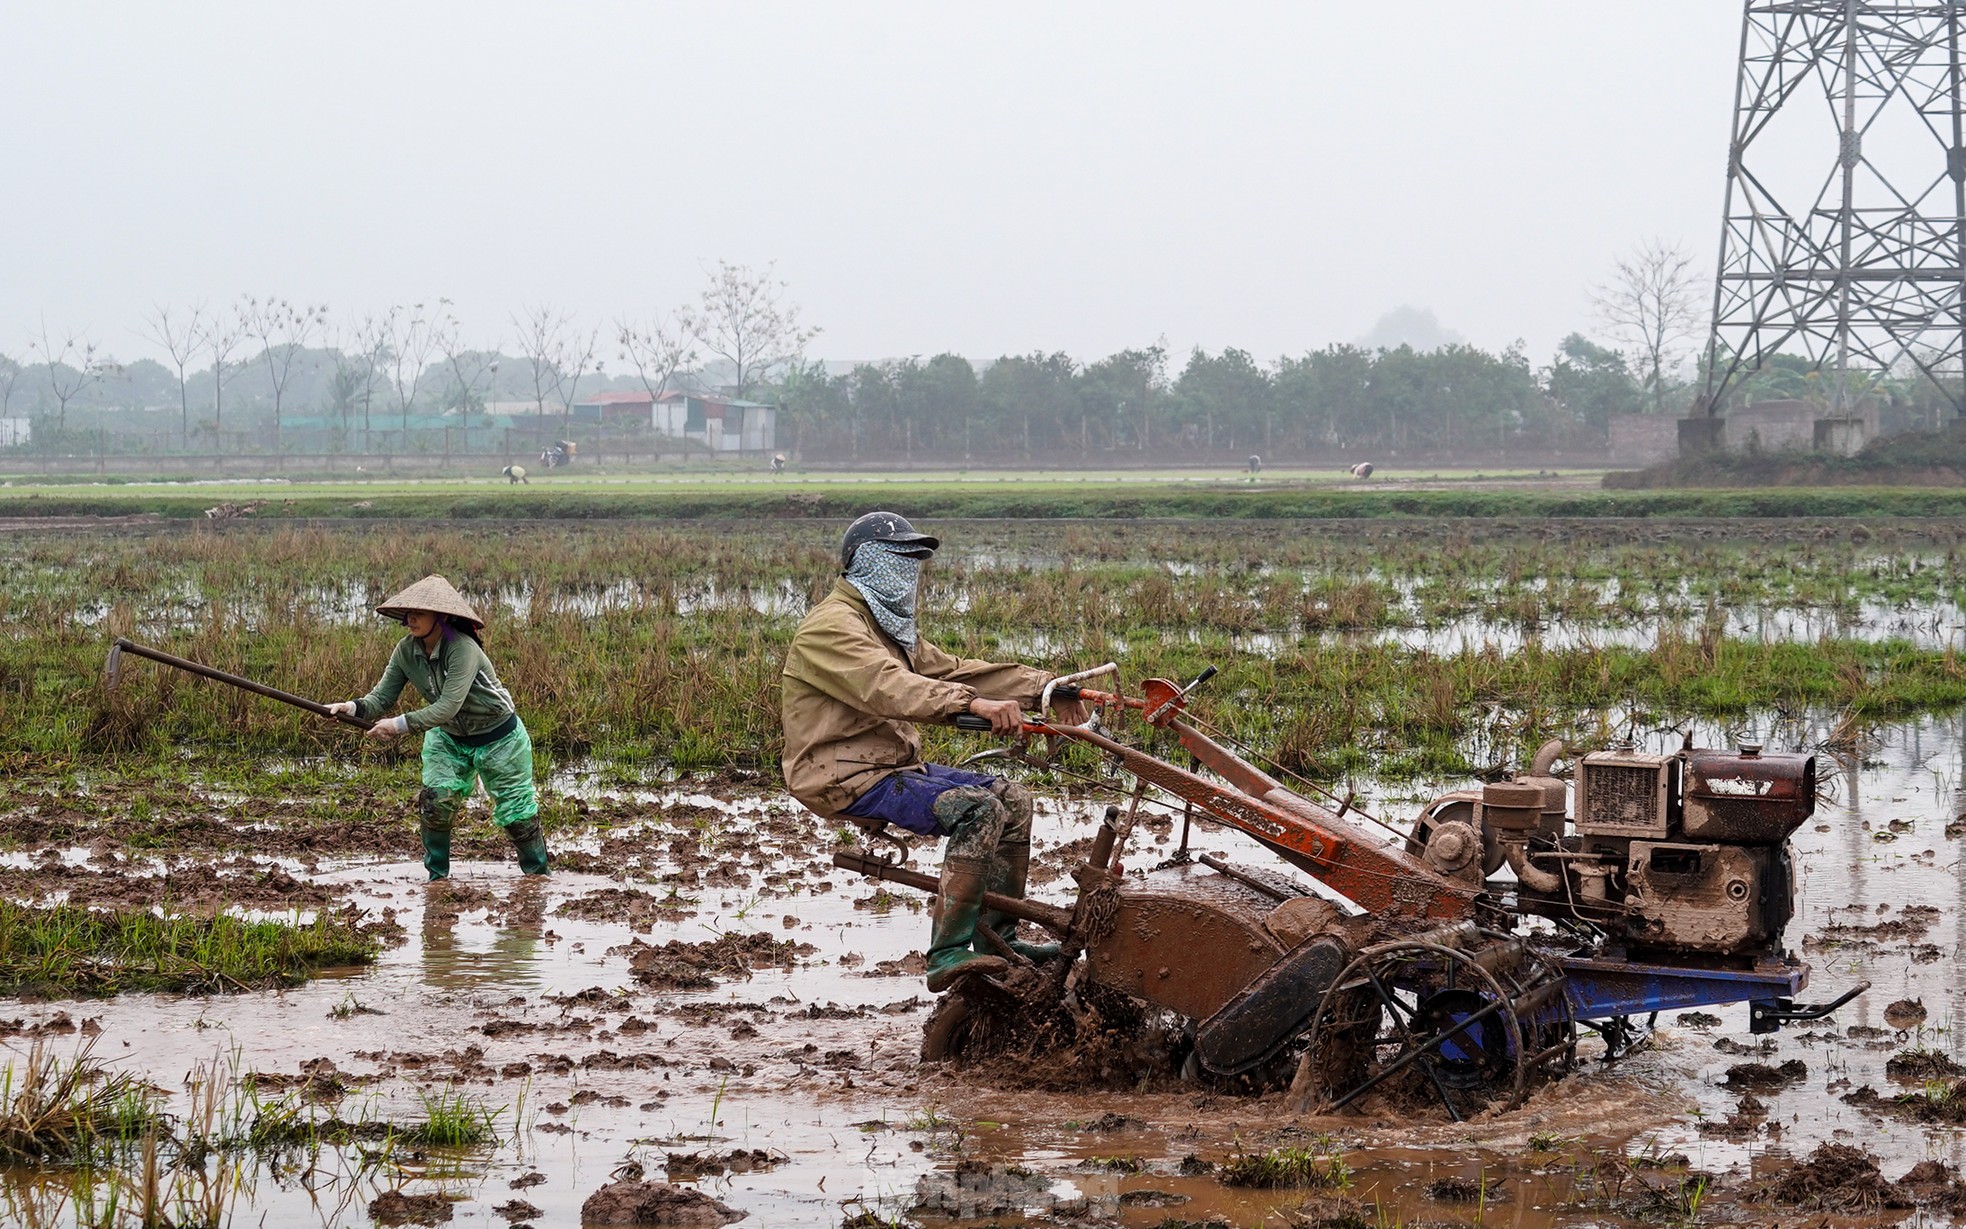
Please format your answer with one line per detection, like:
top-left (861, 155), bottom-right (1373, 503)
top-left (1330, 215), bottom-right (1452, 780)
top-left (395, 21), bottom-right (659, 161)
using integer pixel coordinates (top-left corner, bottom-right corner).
top-left (1290, 924), bottom-right (1573, 1121)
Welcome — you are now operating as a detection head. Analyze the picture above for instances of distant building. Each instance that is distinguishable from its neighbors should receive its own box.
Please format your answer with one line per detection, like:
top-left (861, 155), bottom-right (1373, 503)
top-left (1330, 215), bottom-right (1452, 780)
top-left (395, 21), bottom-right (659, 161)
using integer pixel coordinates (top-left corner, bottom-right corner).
top-left (653, 392), bottom-right (776, 452)
top-left (570, 390), bottom-right (658, 422)
top-left (484, 400), bottom-right (554, 417)
top-left (0, 418), bottom-right (29, 447)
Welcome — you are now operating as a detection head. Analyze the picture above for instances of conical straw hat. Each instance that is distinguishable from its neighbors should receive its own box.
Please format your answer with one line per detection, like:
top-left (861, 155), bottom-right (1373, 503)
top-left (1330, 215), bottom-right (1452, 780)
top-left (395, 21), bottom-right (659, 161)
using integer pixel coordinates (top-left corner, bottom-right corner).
top-left (375, 575), bottom-right (484, 630)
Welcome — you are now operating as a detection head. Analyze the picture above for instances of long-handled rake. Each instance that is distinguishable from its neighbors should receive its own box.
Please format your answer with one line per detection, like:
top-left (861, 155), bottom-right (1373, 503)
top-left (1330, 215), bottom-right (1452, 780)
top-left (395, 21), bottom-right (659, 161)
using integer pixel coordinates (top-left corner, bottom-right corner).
top-left (104, 637), bottom-right (373, 730)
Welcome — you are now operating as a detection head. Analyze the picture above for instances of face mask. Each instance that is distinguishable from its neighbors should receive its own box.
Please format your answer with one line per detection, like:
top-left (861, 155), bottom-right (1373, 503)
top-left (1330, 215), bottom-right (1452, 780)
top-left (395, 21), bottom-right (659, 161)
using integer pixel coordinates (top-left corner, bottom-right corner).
top-left (845, 540), bottom-right (931, 650)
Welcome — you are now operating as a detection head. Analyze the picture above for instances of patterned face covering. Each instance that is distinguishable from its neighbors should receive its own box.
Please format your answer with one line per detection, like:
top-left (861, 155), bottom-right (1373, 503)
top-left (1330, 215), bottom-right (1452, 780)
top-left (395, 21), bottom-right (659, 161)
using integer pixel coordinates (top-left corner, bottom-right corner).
top-left (845, 539), bottom-right (932, 650)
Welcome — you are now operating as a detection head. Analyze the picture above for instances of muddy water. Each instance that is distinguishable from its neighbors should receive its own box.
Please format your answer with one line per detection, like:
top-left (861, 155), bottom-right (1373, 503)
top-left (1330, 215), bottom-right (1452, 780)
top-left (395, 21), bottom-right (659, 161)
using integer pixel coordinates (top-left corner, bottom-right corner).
top-left (6, 718), bottom-right (1966, 1227)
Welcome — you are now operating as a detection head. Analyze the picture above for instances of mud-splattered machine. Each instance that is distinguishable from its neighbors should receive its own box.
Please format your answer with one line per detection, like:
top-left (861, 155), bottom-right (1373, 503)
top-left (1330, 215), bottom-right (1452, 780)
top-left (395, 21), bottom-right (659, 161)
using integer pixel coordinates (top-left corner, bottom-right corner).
top-left (834, 665), bottom-right (1865, 1118)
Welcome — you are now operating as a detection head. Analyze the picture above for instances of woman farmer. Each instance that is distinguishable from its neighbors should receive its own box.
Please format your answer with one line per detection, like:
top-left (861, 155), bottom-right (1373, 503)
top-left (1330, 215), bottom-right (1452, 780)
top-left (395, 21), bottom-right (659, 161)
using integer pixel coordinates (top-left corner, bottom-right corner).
top-left (326, 575), bottom-right (550, 880)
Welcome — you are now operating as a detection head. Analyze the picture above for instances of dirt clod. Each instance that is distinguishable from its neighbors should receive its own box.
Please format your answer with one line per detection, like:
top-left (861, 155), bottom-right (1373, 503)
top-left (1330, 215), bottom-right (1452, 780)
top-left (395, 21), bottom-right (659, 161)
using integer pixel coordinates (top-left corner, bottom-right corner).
top-left (1761, 1142), bottom-right (1909, 1212)
top-left (1721, 1059), bottom-right (1806, 1090)
top-left (663, 1149), bottom-right (782, 1178)
top-left (1885, 1047), bottom-right (1962, 1081)
top-left (1282, 1194), bottom-right (1376, 1228)
top-left (369, 1189), bottom-right (455, 1225)
top-left (580, 1178), bottom-right (746, 1226)
top-left (1883, 997), bottom-right (1928, 1029)
top-left (616, 933), bottom-right (813, 990)
top-left (909, 1160), bottom-right (1049, 1219)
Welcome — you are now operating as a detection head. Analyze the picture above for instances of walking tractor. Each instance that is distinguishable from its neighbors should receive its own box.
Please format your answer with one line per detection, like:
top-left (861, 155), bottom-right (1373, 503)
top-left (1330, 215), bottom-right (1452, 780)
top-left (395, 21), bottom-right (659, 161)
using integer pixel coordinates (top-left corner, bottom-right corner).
top-left (834, 664), bottom-right (1866, 1119)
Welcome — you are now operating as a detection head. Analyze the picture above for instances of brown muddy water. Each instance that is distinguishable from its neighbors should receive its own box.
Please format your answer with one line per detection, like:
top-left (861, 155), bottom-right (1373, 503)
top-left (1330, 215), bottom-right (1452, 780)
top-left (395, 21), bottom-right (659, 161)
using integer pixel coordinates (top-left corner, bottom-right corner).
top-left (4, 714), bottom-right (1966, 1228)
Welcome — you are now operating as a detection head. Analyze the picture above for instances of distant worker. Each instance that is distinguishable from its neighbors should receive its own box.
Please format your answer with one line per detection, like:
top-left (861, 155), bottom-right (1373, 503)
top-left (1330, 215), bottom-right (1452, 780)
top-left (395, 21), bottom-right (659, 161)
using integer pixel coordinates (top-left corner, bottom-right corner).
top-left (1247, 454), bottom-right (1262, 475)
top-left (771, 453), bottom-right (787, 474)
top-left (780, 512), bottom-right (1087, 992)
top-left (1351, 461), bottom-right (1375, 481)
top-left (327, 576), bottom-right (550, 882)
top-left (501, 465), bottom-right (528, 485)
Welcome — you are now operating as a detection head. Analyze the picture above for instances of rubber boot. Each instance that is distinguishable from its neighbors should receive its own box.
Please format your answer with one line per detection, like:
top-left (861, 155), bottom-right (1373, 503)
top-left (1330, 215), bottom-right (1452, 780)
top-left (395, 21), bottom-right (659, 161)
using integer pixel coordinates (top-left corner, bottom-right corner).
top-left (980, 840), bottom-right (1062, 963)
top-left (504, 820), bottom-right (551, 875)
top-left (924, 855), bottom-right (1010, 993)
top-left (416, 787), bottom-right (454, 882)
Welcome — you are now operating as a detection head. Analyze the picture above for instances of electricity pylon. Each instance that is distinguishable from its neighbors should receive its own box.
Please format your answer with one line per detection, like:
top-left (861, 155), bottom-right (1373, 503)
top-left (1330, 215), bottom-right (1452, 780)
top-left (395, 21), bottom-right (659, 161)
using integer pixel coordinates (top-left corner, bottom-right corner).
top-left (1703, 1), bottom-right (1966, 420)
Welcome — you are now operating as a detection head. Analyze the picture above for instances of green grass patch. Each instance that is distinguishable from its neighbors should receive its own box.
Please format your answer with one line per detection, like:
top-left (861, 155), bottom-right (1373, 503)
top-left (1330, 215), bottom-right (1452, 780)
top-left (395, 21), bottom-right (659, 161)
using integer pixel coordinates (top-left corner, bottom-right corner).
top-left (401, 1086), bottom-right (503, 1148)
top-left (0, 901), bottom-right (379, 996)
top-left (1217, 1138), bottom-right (1351, 1188)
top-left (5, 517), bottom-right (1964, 784)
top-left (6, 477), bottom-right (1966, 520)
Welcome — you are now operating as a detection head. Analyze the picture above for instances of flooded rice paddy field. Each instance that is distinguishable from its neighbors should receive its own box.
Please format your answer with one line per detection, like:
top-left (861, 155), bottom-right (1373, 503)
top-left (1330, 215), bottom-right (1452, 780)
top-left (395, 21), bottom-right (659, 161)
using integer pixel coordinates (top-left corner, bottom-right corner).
top-left (0, 714), bottom-right (1962, 1228)
top-left (10, 516), bottom-right (1966, 651)
top-left (4, 515), bottom-right (1966, 1226)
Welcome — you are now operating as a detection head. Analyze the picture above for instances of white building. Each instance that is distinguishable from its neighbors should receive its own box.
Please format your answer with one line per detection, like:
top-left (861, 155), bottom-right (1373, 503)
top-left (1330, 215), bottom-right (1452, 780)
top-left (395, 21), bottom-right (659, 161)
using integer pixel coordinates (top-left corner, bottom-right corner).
top-left (653, 393), bottom-right (776, 452)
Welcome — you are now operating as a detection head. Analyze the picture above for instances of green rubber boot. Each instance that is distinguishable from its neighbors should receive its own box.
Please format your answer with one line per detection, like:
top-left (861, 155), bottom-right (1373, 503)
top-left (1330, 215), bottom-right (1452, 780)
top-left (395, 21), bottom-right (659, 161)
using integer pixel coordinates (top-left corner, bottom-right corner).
top-left (504, 820), bottom-right (551, 875)
top-left (416, 787), bottom-right (455, 882)
top-left (924, 854), bottom-right (1010, 993)
top-left (980, 840), bottom-right (1062, 963)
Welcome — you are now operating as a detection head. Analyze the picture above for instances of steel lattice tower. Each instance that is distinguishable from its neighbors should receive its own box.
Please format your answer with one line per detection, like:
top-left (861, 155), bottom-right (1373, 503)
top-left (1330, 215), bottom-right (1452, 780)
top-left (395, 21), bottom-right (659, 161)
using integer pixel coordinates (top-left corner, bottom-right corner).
top-left (1702, 1), bottom-right (1966, 419)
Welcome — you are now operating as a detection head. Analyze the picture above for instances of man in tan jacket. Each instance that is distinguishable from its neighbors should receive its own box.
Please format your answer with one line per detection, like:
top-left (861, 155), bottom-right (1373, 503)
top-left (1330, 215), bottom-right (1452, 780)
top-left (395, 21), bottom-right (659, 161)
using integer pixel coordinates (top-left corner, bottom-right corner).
top-left (782, 511), bottom-right (1085, 992)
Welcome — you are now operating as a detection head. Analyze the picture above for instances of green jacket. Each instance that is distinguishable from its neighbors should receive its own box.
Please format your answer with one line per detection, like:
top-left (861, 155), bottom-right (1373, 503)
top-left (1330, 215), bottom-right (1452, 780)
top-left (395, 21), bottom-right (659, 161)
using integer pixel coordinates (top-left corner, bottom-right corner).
top-left (354, 630), bottom-right (518, 738)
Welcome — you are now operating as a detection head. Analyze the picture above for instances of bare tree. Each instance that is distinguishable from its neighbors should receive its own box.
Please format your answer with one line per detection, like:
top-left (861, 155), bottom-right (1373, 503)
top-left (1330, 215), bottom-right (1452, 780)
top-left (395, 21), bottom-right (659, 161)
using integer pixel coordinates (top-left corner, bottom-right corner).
top-left (434, 305), bottom-right (499, 414)
top-left (514, 305), bottom-right (569, 416)
top-left (513, 304), bottom-right (598, 422)
top-left (558, 324), bottom-right (599, 421)
top-left (348, 313), bottom-right (392, 447)
top-left (28, 322), bottom-right (109, 432)
top-left (241, 296), bottom-right (329, 455)
top-left (142, 302), bottom-right (206, 447)
top-left (1591, 239), bottom-right (1702, 414)
top-left (382, 302), bottom-right (444, 442)
top-left (201, 304), bottom-right (249, 442)
top-left (685, 261), bottom-right (820, 401)
top-left (617, 307), bottom-right (698, 403)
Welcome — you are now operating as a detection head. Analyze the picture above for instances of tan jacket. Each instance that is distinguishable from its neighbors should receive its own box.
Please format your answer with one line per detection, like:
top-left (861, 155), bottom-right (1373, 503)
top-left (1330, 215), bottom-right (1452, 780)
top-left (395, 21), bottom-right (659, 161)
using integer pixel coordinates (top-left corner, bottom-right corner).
top-left (781, 580), bottom-right (1051, 818)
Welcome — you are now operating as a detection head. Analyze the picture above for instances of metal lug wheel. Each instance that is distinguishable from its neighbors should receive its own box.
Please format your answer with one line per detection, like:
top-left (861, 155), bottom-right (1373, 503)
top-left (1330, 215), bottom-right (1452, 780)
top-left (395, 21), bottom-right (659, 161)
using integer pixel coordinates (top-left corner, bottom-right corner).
top-left (1295, 932), bottom-right (1573, 1121)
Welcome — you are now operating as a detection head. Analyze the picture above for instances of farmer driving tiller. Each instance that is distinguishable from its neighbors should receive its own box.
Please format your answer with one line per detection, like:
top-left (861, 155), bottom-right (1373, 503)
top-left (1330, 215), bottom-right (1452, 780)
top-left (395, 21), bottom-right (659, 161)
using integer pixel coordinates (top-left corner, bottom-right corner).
top-left (781, 511), bottom-right (1088, 992)
top-left (830, 615), bottom-right (1868, 1118)
top-left (327, 575), bottom-right (550, 882)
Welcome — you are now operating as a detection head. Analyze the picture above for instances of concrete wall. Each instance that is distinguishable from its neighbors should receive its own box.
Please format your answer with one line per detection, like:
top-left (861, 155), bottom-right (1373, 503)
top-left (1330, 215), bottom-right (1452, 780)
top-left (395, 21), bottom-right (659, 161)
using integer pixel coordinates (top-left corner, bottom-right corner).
top-left (1727, 400), bottom-right (1816, 453)
top-left (1608, 414), bottom-right (1678, 465)
top-left (1727, 399), bottom-right (1877, 455)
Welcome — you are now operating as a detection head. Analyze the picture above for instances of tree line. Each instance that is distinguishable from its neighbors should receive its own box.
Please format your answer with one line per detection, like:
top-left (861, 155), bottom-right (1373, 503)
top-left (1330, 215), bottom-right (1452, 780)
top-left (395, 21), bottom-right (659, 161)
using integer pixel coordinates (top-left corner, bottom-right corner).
top-left (4, 244), bottom-right (1956, 461)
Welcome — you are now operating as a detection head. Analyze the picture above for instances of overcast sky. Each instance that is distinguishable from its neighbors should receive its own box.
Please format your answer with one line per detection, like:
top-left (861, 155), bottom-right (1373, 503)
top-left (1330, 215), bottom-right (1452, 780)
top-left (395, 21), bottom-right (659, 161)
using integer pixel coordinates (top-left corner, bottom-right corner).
top-left (1, 2), bottom-right (1743, 370)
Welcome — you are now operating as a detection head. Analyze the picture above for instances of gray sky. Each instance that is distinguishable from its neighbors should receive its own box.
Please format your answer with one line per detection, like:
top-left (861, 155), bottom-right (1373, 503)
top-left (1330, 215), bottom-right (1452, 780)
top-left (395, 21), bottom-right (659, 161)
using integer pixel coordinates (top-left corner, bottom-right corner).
top-left (2, 2), bottom-right (1740, 370)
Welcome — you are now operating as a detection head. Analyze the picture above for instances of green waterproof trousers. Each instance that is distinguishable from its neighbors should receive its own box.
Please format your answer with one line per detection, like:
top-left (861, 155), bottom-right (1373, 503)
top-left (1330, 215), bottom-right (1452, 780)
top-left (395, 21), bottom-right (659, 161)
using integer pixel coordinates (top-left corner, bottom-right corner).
top-left (420, 721), bottom-right (539, 830)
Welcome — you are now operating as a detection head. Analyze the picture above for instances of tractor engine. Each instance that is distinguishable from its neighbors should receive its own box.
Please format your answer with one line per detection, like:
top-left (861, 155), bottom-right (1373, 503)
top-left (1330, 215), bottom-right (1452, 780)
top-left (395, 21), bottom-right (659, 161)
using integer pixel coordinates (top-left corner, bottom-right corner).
top-left (1446, 743), bottom-right (1815, 960)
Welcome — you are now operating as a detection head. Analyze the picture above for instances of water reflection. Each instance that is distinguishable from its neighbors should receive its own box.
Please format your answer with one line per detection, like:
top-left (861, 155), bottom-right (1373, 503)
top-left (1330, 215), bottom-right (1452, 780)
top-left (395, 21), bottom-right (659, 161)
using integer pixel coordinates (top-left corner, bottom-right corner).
top-left (418, 877), bottom-right (548, 993)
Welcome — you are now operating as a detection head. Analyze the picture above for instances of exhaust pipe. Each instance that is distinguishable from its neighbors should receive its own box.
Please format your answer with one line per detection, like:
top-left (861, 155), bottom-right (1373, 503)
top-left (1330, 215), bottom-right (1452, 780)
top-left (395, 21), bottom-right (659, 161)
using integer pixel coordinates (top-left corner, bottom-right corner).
top-left (1503, 840), bottom-right (1564, 894)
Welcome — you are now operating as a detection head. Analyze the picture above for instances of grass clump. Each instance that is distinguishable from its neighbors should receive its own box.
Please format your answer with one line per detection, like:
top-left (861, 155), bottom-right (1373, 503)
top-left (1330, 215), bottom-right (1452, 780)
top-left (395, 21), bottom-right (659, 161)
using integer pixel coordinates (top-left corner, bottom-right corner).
top-left (403, 1086), bottom-right (503, 1148)
top-left (0, 900), bottom-right (378, 996)
top-left (0, 1041), bottom-right (155, 1163)
top-left (1218, 1137), bottom-right (1351, 1189)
